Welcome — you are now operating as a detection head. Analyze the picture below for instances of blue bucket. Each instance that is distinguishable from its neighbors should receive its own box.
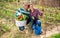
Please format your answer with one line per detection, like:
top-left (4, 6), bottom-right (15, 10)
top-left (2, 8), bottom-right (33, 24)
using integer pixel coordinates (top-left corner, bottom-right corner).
top-left (32, 25), bottom-right (42, 35)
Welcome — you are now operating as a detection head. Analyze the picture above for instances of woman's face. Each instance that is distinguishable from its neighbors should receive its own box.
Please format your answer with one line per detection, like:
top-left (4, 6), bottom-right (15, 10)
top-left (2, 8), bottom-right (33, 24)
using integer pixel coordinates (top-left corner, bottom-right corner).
top-left (30, 4), bottom-right (33, 9)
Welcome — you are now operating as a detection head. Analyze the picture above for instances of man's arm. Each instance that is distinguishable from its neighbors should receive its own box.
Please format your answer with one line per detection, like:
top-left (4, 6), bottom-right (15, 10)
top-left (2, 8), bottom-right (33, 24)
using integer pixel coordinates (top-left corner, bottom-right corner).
top-left (14, 8), bottom-right (30, 18)
top-left (14, 8), bottom-right (21, 18)
top-left (20, 9), bottom-right (30, 14)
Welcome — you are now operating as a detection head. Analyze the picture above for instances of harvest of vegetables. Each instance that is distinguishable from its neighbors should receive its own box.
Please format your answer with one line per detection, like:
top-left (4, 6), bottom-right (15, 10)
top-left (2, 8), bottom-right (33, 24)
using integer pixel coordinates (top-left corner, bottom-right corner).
top-left (16, 13), bottom-right (28, 21)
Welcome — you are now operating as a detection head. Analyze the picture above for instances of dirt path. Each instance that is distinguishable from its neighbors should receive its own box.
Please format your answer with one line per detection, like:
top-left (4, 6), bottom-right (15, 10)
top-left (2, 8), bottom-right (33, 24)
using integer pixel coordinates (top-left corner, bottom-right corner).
top-left (31, 25), bottom-right (60, 38)
top-left (45, 26), bottom-right (60, 37)
top-left (1, 25), bottom-right (60, 38)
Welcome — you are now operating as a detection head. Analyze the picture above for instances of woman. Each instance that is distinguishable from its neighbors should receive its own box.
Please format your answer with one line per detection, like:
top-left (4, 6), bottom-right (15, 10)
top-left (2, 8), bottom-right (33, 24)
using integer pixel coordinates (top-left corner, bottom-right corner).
top-left (30, 3), bottom-right (43, 35)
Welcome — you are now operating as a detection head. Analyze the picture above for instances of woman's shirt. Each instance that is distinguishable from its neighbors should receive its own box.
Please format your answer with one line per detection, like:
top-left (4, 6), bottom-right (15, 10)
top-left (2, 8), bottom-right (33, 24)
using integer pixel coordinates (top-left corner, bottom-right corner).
top-left (30, 9), bottom-right (43, 20)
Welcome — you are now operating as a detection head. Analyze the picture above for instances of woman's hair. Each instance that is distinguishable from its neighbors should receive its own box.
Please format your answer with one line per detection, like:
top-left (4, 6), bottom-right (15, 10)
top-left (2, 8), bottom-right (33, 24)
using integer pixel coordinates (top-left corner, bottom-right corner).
top-left (28, 5), bottom-right (30, 8)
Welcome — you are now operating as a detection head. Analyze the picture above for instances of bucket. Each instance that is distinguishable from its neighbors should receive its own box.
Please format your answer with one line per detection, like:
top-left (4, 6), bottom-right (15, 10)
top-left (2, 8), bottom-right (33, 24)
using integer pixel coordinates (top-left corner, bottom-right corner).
top-left (15, 20), bottom-right (27, 27)
top-left (33, 25), bottom-right (42, 35)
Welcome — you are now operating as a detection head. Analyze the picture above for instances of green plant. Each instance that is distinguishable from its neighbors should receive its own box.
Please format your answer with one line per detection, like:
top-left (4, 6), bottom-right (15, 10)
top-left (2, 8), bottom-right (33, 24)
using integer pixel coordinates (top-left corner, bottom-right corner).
top-left (49, 34), bottom-right (60, 38)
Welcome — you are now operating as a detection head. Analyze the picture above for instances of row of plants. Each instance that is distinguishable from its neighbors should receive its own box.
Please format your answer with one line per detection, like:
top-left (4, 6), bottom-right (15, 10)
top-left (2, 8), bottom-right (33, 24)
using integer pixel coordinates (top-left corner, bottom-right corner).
top-left (0, 0), bottom-right (16, 2)
top-left (0, 2), bottom-right (22, 19)
top-left (37, 6), bottom-right (60, 24)
top-left (0, 2), bottom-right (17, 37)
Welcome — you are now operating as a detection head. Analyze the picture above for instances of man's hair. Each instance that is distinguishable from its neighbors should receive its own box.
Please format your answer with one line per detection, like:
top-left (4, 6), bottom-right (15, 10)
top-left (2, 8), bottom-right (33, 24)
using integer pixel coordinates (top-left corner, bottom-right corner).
top-left (30, 2), bottom-right (33, 4)
top-left (23, 2), bottom-right (29, 6)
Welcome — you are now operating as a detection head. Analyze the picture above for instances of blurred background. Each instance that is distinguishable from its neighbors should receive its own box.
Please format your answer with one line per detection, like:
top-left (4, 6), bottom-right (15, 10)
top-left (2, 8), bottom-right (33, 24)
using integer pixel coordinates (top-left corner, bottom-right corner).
top-left (0, 0), bottom-right (60, 38)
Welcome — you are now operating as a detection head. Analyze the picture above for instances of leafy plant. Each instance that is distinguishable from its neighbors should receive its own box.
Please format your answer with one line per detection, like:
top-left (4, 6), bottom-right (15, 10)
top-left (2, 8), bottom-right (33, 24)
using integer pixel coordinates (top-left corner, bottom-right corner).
top-left (49, 34), bottom-right (60, 38)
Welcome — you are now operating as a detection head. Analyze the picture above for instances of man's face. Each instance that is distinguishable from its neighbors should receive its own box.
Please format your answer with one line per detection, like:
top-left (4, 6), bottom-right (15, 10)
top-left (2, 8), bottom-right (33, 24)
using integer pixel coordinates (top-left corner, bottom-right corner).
top-left (24, 4), bottom-right (28, 10)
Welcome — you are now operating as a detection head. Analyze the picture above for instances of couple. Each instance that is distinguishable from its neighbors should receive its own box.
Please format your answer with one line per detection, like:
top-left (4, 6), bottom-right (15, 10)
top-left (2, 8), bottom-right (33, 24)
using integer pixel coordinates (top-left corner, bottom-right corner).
top-left (15, 2), bottom-right (43, 35)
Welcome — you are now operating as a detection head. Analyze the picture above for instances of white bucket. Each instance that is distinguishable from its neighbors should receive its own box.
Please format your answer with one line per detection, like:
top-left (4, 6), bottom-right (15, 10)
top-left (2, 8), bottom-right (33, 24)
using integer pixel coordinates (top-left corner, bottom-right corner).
top-left (15, 20), bottom-right (27, 27)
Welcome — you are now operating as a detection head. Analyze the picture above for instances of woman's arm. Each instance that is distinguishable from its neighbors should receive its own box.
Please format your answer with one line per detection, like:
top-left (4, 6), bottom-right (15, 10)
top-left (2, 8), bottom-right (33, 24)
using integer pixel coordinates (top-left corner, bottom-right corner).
top-left (37, 9), bottom-right (43, 16)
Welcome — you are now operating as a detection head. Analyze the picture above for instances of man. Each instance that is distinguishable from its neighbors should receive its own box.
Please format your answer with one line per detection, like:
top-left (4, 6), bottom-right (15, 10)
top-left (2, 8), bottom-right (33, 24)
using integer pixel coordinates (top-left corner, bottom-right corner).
top-left (15, 2), bottom-right (31, 31)
top-left (30, 3), bottom-right (43, 35)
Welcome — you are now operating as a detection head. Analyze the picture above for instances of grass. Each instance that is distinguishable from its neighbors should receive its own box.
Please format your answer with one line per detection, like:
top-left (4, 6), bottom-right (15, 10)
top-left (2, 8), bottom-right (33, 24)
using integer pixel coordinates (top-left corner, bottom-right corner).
top-left (14, 31), bottom-right (31, 38)
top-left (35, 5), bottom-right (60, 24)
top-left (49, 33), bottom-right (60, 38)
top-left (0, 23), bottom-right (10, 36)
top-left (14, 32), bottom-right (24, 38)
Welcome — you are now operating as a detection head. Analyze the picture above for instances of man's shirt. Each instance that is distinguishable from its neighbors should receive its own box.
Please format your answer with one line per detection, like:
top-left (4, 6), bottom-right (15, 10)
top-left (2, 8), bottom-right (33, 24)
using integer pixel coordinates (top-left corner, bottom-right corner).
top-left (14, 8), bottom-right (30, 18)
